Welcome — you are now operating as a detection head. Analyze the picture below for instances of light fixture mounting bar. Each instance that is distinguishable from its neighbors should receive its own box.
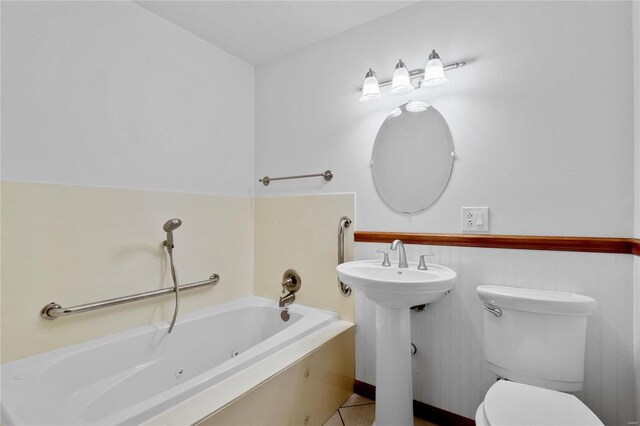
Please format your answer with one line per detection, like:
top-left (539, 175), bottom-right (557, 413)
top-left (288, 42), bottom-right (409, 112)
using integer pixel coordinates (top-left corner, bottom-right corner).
top-left (359, 61), bottom-right (466, 91)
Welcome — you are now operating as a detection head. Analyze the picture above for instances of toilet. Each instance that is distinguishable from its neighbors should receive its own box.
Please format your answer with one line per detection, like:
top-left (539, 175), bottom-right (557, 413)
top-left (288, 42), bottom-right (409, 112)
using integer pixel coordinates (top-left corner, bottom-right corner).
top-left (475, 285), bottom-right (603, 426)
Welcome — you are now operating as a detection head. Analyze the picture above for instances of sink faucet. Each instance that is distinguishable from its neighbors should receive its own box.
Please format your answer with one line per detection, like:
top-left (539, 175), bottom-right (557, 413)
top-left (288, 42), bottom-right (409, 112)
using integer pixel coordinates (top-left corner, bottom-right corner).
top-left (390, 240), bottom-right (408, 268)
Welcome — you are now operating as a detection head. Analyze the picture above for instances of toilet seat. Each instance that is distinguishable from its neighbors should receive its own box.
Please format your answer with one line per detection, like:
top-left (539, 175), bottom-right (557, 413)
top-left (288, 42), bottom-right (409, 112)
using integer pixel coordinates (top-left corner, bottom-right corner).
top-left (477, 380), bottom-right (603, 426)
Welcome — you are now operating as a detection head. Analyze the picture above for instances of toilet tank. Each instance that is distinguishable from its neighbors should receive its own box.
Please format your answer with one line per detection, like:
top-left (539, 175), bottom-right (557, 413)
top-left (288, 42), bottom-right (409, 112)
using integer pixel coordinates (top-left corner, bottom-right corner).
top-left (477, 285), bottom-right (596, 392)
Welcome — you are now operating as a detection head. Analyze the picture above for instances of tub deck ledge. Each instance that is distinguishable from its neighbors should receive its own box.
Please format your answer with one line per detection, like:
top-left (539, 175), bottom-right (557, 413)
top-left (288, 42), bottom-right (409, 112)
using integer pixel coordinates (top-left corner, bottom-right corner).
top-left (145, 320), bottom-right (354, 426)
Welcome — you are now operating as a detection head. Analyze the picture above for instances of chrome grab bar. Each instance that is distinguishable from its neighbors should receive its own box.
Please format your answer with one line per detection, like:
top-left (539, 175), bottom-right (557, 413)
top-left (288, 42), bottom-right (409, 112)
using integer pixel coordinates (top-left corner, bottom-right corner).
top-left (338, 216), bottom-right (352, 296)
top-left (40, 274), bottom-right (219, 320)
top-left (482, 304), bottom-right (502, 317)
top-left (259, 170), bottom-right (333, 186)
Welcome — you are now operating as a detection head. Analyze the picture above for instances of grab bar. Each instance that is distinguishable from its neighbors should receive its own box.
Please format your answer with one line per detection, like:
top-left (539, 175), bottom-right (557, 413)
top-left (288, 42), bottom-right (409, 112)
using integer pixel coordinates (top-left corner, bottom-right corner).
top-left (40, 274), bottom-right (219, 320)
top-left (259, 170), bottom-right (333, 186)
top-left (338, 216), bottom-right (352, 296)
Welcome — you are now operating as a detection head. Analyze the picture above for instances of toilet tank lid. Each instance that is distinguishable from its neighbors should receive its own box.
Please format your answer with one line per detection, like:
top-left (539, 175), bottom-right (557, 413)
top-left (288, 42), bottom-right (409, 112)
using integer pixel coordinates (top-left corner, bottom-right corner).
top-left (477, 285), bottom-right (596, 316)
top-left (484, 380), bottom-right (603, 426)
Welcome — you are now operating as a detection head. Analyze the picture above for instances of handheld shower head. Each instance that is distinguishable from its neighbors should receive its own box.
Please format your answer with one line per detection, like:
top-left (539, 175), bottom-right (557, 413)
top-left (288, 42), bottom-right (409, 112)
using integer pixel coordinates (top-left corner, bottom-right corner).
top-left (161, 218), bottom-right (182, 334)
top-left (163, 218), bottom-right (182, 248)
top-left (163, 218), bottom-right (182, 232)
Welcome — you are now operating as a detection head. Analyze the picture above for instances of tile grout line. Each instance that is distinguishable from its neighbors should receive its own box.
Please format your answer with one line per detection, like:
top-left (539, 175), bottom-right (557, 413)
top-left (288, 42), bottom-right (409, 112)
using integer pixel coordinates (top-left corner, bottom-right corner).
top-left (341, 402), bottom-right (376, 408)
top-left (337, 408), bottom-right (346, 426)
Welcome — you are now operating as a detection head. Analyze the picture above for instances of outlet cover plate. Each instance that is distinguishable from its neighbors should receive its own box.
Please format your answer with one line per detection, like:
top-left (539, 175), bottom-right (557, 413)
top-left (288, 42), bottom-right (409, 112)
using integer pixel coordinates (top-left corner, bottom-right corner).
top-left (461, 207), bottom-right (489, 233)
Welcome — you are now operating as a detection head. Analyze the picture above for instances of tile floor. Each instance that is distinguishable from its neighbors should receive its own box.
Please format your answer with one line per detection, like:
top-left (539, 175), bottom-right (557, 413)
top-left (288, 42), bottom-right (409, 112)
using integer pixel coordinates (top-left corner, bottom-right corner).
top-left (323, 393), bottom-right (438, 426)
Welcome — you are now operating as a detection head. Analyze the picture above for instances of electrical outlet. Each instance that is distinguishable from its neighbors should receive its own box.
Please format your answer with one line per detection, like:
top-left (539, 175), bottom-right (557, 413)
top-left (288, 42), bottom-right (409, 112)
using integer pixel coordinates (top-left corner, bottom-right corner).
top-left (461, 207), bottom-right (489, 233)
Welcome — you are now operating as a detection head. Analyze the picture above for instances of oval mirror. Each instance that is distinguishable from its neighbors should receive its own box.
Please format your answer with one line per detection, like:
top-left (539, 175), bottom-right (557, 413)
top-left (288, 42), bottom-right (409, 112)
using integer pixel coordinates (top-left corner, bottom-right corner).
top-left (371, 102), bottom-right (454, 214)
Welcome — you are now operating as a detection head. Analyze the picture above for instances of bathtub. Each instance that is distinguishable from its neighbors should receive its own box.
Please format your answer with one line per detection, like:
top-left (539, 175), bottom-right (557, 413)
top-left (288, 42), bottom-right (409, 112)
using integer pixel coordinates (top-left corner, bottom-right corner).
top-left (1, 296), bottom-right (339, 425)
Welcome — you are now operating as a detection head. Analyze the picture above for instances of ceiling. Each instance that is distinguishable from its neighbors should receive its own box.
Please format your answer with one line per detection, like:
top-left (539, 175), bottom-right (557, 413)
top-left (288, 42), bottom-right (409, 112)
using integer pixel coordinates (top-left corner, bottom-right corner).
top-left (135, 1), bottom-right (417, 65)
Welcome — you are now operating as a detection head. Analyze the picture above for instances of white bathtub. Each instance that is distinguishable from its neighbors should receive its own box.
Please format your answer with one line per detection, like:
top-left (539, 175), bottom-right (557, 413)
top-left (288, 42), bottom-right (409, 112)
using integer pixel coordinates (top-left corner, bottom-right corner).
top-left (1, 296), bottom-right (338, 425)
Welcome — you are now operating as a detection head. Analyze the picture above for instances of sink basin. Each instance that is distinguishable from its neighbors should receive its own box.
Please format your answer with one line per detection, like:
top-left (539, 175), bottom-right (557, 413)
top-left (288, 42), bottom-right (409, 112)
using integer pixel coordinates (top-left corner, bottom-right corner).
top-left (337, 260), bottom-right (456, 308)
top-left (337, 258), bottom-right (456, 425)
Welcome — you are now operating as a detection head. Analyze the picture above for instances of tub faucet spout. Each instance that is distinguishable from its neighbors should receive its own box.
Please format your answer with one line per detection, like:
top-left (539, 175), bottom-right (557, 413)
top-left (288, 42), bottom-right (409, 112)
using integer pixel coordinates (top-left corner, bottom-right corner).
top-left (279, 292), bottom-right (295, 308)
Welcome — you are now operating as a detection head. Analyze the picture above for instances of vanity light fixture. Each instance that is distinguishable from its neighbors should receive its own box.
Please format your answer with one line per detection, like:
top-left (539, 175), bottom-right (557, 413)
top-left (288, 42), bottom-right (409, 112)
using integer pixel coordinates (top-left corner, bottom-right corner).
top-left (359, 68), bottom-right (382, 103)
top-left (358, 50), bottom-right (466, 102)
top-left (421, 50), bottom-right (448, 88)
top-left (390, 59), bottom-right (414, 95)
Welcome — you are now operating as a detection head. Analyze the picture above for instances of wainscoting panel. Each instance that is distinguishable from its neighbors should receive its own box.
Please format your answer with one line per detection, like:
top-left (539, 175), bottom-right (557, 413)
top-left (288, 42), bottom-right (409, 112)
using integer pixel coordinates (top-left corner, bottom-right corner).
top-left (354, 243), bottom-right (635, 425)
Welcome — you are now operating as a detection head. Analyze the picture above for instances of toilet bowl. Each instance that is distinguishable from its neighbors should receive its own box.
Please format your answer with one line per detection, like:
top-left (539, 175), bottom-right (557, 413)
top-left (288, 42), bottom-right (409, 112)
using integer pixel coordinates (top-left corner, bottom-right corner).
top-left (476, 285), bottom-right (602, 426)
top-left (475, 380), bottom-right (602, 426)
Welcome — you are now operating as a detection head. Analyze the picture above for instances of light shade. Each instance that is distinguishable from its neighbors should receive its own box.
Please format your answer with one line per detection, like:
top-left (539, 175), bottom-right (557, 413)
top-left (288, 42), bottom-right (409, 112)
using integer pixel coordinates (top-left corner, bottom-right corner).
top-left (421, 50), bottom-right (448, 88)
top-left (390, 59), bottom-right (414, 95)
top-left (359, 68), bottom-right (381, 102)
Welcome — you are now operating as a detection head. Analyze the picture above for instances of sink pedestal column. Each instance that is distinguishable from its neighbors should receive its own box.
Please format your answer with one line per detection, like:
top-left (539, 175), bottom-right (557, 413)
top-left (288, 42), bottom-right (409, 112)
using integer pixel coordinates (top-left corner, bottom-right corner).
top-left (375, 305), bottom-right (413, 426)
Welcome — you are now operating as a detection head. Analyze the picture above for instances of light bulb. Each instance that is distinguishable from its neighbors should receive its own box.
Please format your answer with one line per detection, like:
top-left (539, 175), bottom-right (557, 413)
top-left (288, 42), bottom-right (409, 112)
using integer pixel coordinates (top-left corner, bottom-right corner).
top-left (359, 68), bottom-right (381, 102)
top-left (390, 59), bottom-right (414, 95)
top-left (406, 100), bottom-right (430, 112)
top-left (421, 50), bottom-right (448, 88)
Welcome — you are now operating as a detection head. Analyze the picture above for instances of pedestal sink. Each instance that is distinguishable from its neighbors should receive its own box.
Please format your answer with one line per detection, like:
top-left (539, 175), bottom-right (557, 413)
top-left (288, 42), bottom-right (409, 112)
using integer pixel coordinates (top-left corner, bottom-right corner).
top-left (337, 259), bottom-right (456, 426)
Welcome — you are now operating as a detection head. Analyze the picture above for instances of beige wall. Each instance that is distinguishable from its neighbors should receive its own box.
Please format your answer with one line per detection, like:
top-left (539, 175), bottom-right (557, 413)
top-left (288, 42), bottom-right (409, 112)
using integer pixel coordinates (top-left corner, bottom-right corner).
top-left (253, 194), bottom-right (355, 321)
top-left (1, 181), bottom-right (254, 363)
top-left (1, 186), bottom-right (356, 363)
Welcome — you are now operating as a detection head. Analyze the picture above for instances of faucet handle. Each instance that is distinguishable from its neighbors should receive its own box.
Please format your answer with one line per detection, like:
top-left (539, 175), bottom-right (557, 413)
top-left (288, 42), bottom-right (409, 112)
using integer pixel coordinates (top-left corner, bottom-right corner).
top-left (376, 250), bottom-right (391, 267)
top-left (281, 269), bottom-right (301, 294)
top-left (417, 254), bottom-right (435, 270)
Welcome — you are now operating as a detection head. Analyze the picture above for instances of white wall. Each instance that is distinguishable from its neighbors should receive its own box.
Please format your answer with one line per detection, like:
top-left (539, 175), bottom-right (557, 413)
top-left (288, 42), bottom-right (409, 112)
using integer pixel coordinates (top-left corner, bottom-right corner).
top-left (636, 0), bottom-right (640, 241)
top-left (1, 1), bottom-right (254, 196)
top-left (633, 1), bottom-right (640, 421)
top-left (255, 1), bottom-right (634, 237)
top-left (254, 1), bottom-right (637, 424)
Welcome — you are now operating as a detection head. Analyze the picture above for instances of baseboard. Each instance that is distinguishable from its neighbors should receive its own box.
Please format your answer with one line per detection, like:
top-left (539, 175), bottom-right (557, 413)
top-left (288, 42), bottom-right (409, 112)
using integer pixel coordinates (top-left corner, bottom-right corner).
top-left (353, 380), bottom-right (476, 426)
